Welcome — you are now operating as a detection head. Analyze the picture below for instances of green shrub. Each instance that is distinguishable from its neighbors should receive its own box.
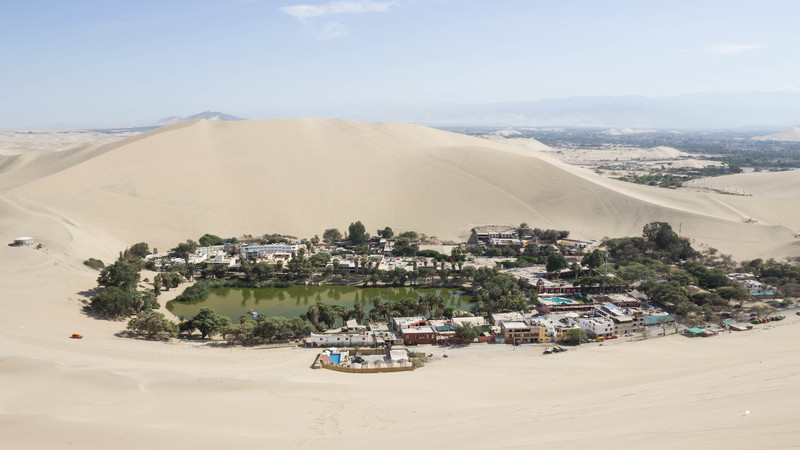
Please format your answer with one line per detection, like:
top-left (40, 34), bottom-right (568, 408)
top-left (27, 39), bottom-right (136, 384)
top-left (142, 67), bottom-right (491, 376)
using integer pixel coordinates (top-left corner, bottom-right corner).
top-left (83, 258), bottom-right (105, 270)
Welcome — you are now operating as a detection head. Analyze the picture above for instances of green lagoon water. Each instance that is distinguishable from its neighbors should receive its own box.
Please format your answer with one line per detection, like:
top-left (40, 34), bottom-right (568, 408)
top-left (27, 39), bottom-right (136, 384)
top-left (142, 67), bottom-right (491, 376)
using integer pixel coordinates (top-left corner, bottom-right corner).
top-left (167, 285), bottom-right (474, 321)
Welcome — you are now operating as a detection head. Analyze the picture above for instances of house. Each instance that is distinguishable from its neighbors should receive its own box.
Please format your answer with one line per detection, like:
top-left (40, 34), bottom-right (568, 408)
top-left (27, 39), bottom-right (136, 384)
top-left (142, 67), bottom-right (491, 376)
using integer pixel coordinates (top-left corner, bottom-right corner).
top-left (529, 316), bottom-right (581, 343)
top-left (467, 226), bottom-right (517, 246)
top-left (392, 316), bottom-right (427, 330)
top-left (489, 238), bottom-right (526, 249)
top-left (451, 316), bottom-right (487, 327)
top-left (557, 238), bottom-right (595, 250)
top-left (187, 254), bottom-right (208, 264)
top-left (684, 328), bottom-right (711, 337)
top-left (337, 260), bottom-right (358, 272)
top-left (500, 321), bottom-right (546, 343)
top-left (206, 254), bottom-right (238, 267)
top-left (372, 330), bottom-right (401, 347)
top-left (490, 312), bottom-right (524, 326)
top-left (195, 245), bottom-right (227, 257)
top-left (344, 319), bottom-right (367, 332)
top-left (307, 332), bottom-right (373, 347)
top-left (401, 326), bottom-right (437, 345)
top-left (645, 314), bottom-right (676, 327)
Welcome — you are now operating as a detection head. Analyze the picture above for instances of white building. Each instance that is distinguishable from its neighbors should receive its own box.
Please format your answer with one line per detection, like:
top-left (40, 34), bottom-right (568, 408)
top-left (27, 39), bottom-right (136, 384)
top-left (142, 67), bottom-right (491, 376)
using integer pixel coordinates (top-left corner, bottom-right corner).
top-left (451, 316), bottom-right (487, 327)
top-left (240, 244), bottom-right (300, 259)
top-left (578, 317), bottom-right (615, 338)
top-left (307, 332), bottom-right (373, 347)
top-left (392, 316), bottom-right (427, 330)
top-left (206, 254), bottom-right (238, 267)
top-left (195, 245), bottom-right (227, 257)
top-left (187, 254), bottom-right (208, 264)
top-left (490, 312), bottom-right (524, 326)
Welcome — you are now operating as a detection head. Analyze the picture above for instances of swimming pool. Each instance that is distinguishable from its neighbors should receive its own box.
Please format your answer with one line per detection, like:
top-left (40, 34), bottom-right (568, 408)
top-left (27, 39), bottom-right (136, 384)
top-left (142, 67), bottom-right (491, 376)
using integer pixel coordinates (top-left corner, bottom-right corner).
top-left (544, 298), bottom-right (576, 304)
top-left (329, 353), bottom-right (341, 364)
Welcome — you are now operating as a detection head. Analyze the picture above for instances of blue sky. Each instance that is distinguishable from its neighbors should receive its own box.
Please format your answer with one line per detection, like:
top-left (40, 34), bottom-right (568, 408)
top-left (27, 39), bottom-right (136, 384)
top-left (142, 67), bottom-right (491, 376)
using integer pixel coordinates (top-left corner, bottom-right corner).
top-left (2, 0), bottom-right (799, 126)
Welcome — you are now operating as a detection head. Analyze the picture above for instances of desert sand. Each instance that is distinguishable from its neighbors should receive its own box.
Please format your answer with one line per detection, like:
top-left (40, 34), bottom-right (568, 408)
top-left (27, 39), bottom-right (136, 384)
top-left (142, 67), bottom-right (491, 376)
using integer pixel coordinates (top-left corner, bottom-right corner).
top-left (752, 126), bottom-right (800, 142)
top-left (2, 119), bottom-right (800, 448)
top-left (684, 169), bottom-right (800, 199)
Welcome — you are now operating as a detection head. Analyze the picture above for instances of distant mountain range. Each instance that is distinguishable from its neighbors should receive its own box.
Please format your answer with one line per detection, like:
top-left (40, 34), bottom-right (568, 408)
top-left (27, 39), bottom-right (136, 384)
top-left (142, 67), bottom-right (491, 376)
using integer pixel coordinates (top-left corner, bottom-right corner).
top-left (145, 92), bottom-right (800, 131)
top-left (150, 111), bottom-right (245, 127)
top-left (387, 92), bottom-right (800, 130)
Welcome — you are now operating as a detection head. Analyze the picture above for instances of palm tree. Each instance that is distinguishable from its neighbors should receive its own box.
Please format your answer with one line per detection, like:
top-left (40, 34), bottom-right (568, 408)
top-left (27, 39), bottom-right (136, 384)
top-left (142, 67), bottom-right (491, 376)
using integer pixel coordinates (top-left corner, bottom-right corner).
top-left (306, 303), bottom-right (321, 326)
top-left (352, 304), bottom-right (366, 324)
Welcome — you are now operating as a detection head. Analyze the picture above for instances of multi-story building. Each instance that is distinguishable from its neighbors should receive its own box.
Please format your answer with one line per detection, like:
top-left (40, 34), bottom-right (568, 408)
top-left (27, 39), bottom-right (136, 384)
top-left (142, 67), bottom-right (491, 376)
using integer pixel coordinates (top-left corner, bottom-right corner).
top-left (578, 317), bottom-right (615, 338)
top-left (597, 303), bottom-right (645, 335)
top-left (239, 243), bottom-right (300, 259)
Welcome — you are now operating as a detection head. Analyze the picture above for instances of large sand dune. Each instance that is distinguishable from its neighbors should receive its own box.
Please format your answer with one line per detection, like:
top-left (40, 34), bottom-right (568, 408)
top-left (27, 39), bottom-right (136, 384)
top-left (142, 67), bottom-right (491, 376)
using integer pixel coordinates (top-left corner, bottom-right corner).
top-left (3, 118), bottom-right (799, 259)
top-left (2, 118), bottom-right (800, 448)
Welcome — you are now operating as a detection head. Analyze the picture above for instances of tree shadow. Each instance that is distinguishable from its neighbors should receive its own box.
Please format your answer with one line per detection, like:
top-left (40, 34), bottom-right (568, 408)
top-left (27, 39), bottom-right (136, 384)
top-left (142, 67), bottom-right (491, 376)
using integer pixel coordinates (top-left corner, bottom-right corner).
top-left (79, 304), bottom-right (126, 322)
top-left (76, 287), bottom-right (102, 299)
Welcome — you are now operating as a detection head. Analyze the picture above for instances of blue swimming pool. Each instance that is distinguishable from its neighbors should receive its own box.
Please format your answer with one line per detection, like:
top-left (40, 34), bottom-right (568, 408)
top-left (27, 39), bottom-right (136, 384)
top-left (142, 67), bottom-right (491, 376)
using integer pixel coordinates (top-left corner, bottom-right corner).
top-left (544, 298), bottom-right (575, 304)
top-left (329, 353), bottom-right (341, 364)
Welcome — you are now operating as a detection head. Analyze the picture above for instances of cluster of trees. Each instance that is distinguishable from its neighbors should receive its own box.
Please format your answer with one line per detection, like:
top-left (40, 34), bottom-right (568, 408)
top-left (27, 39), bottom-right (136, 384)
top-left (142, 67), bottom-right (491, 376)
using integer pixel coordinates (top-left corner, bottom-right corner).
top-left (127, 311), bottom-right (178, 340)
top-left (170, 307), bottom-right (317, 343)
top-left (472, 267), bottom-right (536, 315)
top-left (454, 322), bottom-right (480, 341)
top-left (90, 259), bottom-right (158, 318)
top-left (594, 221), bottom-right (776, 323)
top-left (532, 228), bottom-right (570, 243)
top-left (178, 307), bottom-right (231, 339)
top-left (617, 173), bottom-right (689, 188)
top-left (604, 222), bottom-right (696, 265)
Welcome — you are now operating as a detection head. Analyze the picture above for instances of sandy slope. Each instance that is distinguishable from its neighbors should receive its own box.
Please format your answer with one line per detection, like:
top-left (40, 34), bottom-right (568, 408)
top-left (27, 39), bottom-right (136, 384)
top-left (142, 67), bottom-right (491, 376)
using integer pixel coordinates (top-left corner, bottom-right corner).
top-left (3, 118), bottom-right (799, 259)
top-left (752, 127), bottom-right (800, 142)
top-left (684, 169), bottom-right (800, 198)
top-left (2, 119), bottom-right (800, 448)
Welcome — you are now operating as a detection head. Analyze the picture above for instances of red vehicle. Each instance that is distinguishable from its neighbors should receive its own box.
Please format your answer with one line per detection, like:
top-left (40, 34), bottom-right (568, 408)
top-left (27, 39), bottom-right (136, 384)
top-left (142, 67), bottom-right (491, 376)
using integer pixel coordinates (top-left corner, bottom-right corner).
top-left (608, 335), bottom-right (618, 339)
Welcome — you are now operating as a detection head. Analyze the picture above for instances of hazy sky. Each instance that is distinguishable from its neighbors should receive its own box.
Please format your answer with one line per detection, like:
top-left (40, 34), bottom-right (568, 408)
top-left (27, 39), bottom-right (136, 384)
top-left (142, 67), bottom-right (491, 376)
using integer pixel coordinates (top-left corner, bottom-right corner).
top-left (2, 0), bottom-right (799, 126)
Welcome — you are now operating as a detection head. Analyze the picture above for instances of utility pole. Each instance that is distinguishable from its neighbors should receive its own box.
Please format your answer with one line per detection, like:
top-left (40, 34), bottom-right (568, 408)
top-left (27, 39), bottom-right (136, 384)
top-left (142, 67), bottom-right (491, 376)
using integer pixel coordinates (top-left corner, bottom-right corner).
top-left (602, 250), bottom-right (608, 295)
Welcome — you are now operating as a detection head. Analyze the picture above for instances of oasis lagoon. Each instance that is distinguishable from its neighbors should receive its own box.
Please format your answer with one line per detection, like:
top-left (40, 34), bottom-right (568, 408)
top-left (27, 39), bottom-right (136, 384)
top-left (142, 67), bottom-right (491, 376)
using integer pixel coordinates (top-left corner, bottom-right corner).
top-left (167, 285), bottom-right (474, 321)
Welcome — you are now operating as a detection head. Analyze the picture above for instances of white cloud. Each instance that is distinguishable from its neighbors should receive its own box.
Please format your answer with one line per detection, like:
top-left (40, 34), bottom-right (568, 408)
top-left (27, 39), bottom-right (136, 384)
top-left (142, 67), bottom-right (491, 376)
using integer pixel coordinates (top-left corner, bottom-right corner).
top-left (280, 0), bottom-right (397, 20)
top-left (280, 0), bottom-right (397, 39)
top-left (700, 43), bottom-right (762, 55)
top-left (318, 21), bottom-right (349, 39)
